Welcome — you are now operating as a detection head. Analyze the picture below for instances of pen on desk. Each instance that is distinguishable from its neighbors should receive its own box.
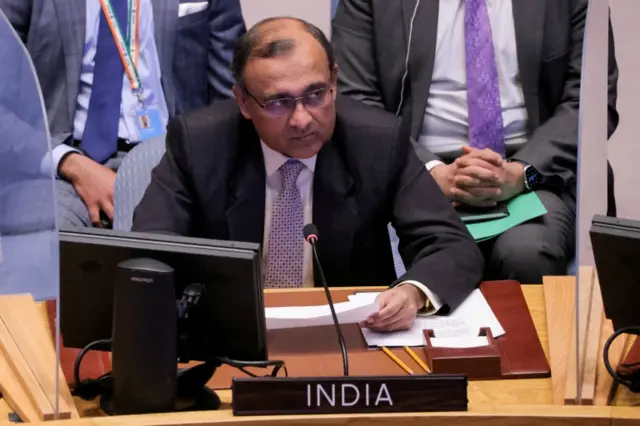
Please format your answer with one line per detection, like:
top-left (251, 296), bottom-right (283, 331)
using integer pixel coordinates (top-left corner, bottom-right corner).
top-left (381, 346), bottom-right (414, 375)
top-left (404, 346), bottom-right (430, 373)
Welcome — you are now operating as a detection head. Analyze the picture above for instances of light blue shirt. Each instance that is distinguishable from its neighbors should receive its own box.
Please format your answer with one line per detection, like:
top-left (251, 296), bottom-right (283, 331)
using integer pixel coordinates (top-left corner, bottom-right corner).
top-left (52, 0), bottom-right (169, 173)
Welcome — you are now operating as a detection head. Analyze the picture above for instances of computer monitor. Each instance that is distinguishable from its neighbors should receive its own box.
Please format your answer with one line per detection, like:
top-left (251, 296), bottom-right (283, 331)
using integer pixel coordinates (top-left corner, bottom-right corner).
top-left (590, 214), bottom-right (640, 331)
top-left (59, 227), bottom-right (267, 363)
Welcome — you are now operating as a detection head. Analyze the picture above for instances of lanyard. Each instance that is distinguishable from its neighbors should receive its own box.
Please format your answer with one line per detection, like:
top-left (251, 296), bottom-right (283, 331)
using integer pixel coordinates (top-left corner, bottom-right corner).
top-left (99, 0), bottom-right (143, 103)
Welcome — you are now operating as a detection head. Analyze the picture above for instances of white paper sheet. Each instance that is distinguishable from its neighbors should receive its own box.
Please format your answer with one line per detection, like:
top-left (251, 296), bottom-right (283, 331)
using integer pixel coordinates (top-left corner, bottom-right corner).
top-left (429, 336), bottom-right (489, 348)
top-left (265, 298), bottom-right (379, 330)
top-left (453, 288), bottom-right (505, 337)
top-left (352, 289), bottom-right (504, 348)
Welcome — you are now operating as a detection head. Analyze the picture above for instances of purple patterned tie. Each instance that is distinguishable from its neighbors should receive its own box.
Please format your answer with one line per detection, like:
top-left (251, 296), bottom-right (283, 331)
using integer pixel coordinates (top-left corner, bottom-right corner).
top-left (264, 160), bottom-right (305, 288)
top-left (464, 0), bottom-right (506, 156)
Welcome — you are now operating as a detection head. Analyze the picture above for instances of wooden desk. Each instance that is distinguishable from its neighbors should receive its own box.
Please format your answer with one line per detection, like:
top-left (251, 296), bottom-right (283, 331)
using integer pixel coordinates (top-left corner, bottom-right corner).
top-left (3, 284), bottom-right (640, 425)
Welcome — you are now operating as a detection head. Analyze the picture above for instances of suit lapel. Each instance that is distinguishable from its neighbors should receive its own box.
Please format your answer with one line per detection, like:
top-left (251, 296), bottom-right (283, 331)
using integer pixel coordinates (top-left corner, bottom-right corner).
top-left (512, 0), bottom-right (546, 131)
top-left (52, 0), bottom-right (86, 123)
top-left (312, 140), bottom-right (357, 287)
top-left (402, 0), bottom-right (439, 140)
top-left (225, 130), bottom-right (266, 245)
top-left (152, 0), bottom-right (179, 115)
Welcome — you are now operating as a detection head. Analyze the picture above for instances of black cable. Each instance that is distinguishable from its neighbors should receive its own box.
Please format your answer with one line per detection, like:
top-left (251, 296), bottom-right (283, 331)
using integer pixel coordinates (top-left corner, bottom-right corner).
top-left (72, 339), bottom-right (287, 401)
top-left (73, 277), bottom-right (287, 402)
top-left (212, 356), bottom-right (287, 378)
top-left (72, 339), bottom-right (113, 400)
top-left (603, 325), bottom-right (640, 393)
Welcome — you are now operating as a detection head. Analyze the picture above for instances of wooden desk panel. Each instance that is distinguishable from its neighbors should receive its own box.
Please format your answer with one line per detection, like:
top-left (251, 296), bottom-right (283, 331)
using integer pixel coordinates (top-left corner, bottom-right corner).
top-left (1, 284), bottom-right (639, 425)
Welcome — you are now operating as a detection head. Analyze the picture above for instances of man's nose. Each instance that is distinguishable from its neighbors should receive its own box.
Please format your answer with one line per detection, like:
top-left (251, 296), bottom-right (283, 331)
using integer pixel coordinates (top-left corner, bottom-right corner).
top-left (288, 101), bottom-right (313, 129)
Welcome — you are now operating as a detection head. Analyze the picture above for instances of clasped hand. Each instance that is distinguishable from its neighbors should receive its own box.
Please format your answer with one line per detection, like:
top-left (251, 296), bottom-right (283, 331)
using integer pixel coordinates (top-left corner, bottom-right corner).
top-left (432, 146), bottom-right (524, 207)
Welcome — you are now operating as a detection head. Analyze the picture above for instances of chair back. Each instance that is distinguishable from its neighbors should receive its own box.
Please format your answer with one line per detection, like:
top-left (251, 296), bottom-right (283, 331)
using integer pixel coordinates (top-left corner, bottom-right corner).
top-left (113, 135), bottom-right (166, 231)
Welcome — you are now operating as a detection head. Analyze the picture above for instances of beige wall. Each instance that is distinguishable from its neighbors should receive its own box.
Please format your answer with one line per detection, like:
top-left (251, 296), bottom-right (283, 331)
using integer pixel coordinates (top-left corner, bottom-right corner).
top-left (609, 0), bottom-right (639, 220)
top-left (239, 0), bottom-right (331, 36)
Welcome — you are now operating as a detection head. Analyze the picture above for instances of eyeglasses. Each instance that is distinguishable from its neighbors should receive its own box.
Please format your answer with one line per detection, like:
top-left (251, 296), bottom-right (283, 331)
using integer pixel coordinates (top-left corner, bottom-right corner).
top-left (244, 86), bottom-right (332, 117)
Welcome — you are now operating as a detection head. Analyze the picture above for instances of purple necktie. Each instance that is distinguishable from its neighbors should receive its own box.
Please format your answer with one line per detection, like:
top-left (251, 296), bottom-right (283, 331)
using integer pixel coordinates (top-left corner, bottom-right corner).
top-left (464, 0), bottom-right (506, 156)
top-left (264, 160), bottom-right (305, 288)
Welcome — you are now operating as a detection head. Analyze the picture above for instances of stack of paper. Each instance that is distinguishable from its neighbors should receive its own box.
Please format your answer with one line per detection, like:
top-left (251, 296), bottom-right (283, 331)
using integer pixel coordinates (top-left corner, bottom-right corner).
top-left (465, 192), bottom-right (547, 242)
top-left (265, 297), bottom-right (379, 330)
top-left (353, 289), bottom-right (504, 349)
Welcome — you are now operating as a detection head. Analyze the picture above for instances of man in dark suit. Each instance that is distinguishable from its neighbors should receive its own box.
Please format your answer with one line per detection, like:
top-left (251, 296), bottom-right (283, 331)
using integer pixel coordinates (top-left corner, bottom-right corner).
top-left (132, 17), bottom-right (483, 331)
top-left (332, 0), bottom-right (619, 283)
top-left (0, 0), bottom-right (246, 228)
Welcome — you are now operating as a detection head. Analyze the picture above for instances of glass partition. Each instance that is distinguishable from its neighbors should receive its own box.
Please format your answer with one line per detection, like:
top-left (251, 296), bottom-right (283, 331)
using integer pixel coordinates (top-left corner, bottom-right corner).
top-left (0, 8), bottom-right (62, 419)
top-left (574, 0), bottom-right (611, 405)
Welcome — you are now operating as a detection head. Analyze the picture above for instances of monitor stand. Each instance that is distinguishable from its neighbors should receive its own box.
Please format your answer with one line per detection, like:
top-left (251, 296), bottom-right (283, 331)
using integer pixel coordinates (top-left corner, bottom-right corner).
top-left (99, 361), bottom-right (221, 415)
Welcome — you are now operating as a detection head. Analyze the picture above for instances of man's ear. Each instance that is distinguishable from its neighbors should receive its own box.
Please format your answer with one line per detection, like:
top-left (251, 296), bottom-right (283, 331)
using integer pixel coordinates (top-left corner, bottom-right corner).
top-left (232, 85), bottom-right (251, 120)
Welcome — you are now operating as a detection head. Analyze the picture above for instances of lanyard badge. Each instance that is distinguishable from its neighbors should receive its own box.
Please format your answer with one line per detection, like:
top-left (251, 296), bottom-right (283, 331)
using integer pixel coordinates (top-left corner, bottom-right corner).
top-left (99, 0), bottom-right (163, 140)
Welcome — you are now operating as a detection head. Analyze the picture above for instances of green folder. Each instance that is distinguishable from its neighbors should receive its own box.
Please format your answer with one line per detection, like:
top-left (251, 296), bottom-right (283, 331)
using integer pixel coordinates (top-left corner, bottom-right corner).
top-left (465, 192), bottom-right (547, 242)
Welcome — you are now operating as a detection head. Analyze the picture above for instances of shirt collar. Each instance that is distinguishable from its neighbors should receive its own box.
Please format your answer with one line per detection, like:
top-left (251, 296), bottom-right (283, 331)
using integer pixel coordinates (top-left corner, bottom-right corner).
top-left (260, 141), bottom-right (317, 178)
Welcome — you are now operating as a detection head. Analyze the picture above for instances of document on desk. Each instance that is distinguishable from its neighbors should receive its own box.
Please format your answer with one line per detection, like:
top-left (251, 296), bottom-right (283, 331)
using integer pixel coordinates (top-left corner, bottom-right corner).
top-left (351, 289), bottom-right (504, 348)
top-left (265, 297), bottom-right (379, 330)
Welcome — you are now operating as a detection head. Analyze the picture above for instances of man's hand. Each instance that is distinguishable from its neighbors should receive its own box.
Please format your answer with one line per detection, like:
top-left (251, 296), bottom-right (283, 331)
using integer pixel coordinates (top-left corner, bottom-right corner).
top-left (431, 162), bottom-right (497, 206)
top-left (451, 147), bottom-right (505, 206)
top-left (59, 153), bottom-right (117, 226)
top-left (429, 162), bottom-right (458, 200)
top-left (457, 147), bottom-right (526, 202)
top-left (432, 147), bottom-right (526, 206)
top-left (430, 147), bottom-right (504, 207)
top-left (496, 160), bottom-right (526, 202)
top-left (362, 285), bottom-right (426, 332)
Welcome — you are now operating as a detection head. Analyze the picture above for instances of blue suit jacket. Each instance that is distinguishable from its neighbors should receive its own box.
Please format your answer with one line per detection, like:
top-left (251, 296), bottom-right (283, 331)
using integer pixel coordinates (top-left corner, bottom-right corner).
top-left (0, 0), bottom-right (245, 150)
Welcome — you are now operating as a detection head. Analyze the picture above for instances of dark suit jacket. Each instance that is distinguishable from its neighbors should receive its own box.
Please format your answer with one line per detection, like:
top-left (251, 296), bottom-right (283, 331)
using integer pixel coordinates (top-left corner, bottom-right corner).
top-left (0, 0), bottom-right (246, 152)
top-left (131, 95), bottom-right (484, 311)
top-left (332, 0), bottom-right (619, 215)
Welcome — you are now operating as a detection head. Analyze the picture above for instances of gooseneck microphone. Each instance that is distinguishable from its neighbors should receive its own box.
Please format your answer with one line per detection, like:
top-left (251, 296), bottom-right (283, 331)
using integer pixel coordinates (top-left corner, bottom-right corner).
top-left (303, 224), bottom-right (349, 376)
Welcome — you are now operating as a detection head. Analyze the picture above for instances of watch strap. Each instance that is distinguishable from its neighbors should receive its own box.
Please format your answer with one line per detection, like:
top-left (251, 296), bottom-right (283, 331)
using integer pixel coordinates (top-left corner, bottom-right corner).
top-left (522, 164), bottom-right (532, 191)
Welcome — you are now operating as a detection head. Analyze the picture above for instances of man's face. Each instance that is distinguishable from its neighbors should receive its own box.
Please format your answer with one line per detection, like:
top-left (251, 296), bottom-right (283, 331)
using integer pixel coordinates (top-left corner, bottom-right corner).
top-left (233, 34), bottom-right (337, 159)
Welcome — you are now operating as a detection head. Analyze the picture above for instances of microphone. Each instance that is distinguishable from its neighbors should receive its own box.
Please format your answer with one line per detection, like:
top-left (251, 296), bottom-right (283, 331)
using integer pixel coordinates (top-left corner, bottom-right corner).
top-left (303, 224), bottom-right (349, 376)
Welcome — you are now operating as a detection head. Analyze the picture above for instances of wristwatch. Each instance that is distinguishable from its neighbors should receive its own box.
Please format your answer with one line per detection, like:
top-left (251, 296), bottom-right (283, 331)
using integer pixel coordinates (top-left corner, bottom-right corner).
top-left (522, 163), bottom-right (543, 191)
top-left (509, 160), bottom-right (543, 191)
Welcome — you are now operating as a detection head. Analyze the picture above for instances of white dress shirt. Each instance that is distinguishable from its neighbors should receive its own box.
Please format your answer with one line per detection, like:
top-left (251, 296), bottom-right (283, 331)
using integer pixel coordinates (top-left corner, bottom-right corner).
top-left (260, 142), bottom-right (442, 312)
top-left (51, 0), bottom-right (169, 174)
top-left (420, 0), bottom-right (529, 170)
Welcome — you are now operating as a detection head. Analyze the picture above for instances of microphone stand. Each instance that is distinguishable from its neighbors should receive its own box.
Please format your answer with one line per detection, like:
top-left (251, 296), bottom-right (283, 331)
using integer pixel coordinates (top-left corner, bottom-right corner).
top-left (308, 240), bottom-right (349, 376)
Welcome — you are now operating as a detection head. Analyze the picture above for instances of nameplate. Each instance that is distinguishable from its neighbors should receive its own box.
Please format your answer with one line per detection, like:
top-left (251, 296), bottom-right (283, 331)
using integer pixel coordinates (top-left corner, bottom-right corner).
top-left (231, 374), bottom-right (467, 416)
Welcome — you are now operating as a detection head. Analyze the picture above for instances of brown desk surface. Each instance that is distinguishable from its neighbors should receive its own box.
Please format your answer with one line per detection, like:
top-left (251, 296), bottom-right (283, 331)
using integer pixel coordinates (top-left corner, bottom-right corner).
top-left (2, 281), bottom-right (640, 426)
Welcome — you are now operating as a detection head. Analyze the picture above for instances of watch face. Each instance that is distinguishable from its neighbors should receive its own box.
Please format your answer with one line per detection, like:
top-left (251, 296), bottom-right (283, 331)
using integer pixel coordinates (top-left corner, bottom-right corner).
top-left (525, 166), bottom-right (543, 189)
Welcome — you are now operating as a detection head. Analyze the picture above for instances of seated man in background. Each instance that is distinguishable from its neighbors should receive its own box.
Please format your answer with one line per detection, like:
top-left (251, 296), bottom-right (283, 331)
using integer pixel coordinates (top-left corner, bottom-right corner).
top-left (0, 0), bottom-right (246, 228)
top-left (131, 17), bottom-right (484, 332)
top-left (332, 0), bottom-right (619, 283)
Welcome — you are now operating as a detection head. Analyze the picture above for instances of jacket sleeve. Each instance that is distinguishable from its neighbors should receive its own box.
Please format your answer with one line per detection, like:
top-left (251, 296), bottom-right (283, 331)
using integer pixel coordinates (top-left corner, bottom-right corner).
top-left (511, 2), bottom-right (619, 190)
top-left (132, 116), bottom-right (195, 235)
top-left (332, 0), bottom-right (386, 109)
top-left (390, 117), bottom-right (483, 310)
top-left (206, 0), bottom-right (246, 103)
